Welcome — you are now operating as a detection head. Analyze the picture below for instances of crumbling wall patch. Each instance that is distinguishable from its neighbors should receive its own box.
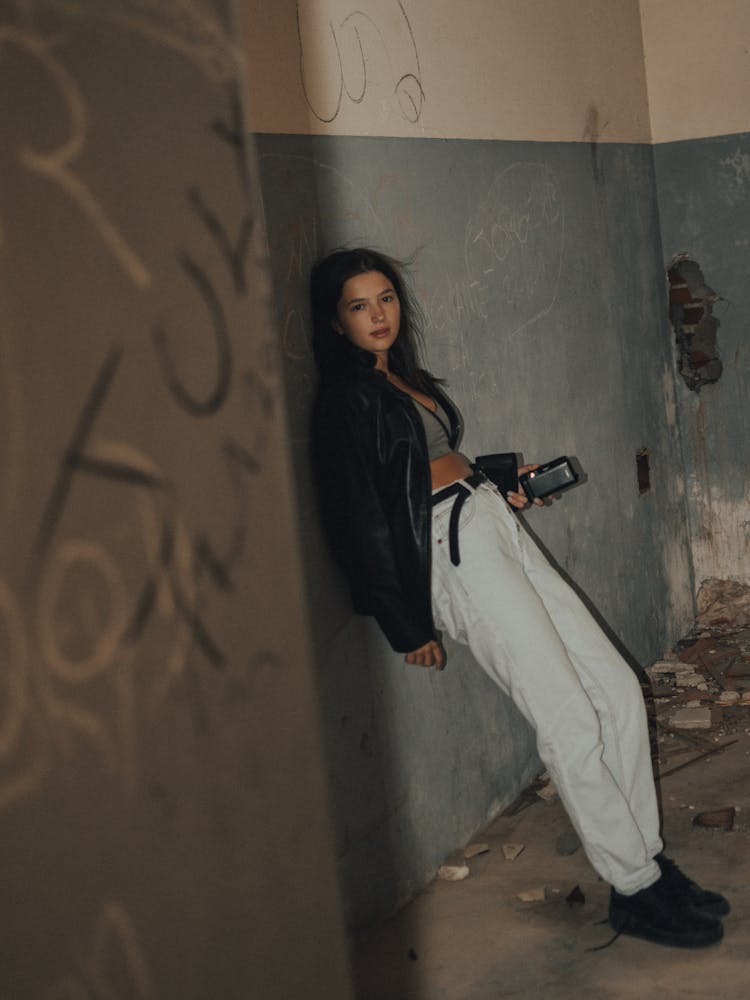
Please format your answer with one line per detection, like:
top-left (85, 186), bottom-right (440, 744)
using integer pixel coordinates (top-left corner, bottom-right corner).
top-left (667, 256), bottom-right (722, 392)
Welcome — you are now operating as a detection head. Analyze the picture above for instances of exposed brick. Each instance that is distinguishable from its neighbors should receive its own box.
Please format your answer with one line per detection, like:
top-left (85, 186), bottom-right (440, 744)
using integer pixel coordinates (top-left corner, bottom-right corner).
top-left (683, 305), bottom-right (705, 324)
top-left (669, 284), bottom-right (692, 304)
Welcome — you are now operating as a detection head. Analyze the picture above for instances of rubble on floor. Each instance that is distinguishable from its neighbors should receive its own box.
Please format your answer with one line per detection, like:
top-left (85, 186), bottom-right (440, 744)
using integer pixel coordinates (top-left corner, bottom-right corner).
top-left (355, 621), bottom-right (750, 998)
top-left (693, 806), bottom-right (736, 831)
top-left (501, 843), bottom-right (525, 861)
top-left (696, 577), bottom-right (750, 628)
top-left (433, 620), bottom-right (749, 890)
top-left (644, 622), bottom-right (750, 790)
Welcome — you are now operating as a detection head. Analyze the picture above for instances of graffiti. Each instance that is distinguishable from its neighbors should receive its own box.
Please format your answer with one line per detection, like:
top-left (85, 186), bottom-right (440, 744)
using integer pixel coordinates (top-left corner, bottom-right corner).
top-left (44, 901), bottom-right (156, 999)
top-left (0, 313), bottom-right (25, 528)
top-left (0, 76), bottom-right (279, 813)
top-left (462, 162), bottom-right (565, 339)
top-left (258, 152), bottom-right (391, 371)
top-left (152, 254), bottom-right (233, 417)
top-left (26, 0), bottom-right (241, 85)
top-left (295, 0), bottom-right (424, 124)
top-left (0, 25), bottom-right (150, 289)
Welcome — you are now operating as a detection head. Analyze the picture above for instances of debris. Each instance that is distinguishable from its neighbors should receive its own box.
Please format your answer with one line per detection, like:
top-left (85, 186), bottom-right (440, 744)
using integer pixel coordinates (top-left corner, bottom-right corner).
top-left (676, 637), bottom-right (719, 665)
top-left (696, 578), bottom-right (750, 628)
top-left (646, 660), bottom-right (707, 690)
top-left (649, 659), bottom-right (683, 675)
top-left (726, 658), bottom-right (750, 679)
top-left (536, 777), bottom-right (558, 804)
top-left (517, 886), bottom-right (546, 902)
top-left (671, 706), bottom-right (712, 730)
top-left (718, 690), bottom-right (741, 705)
top-left (658, 738), bottom-right (738, 779)
top-left (437, 862), bottom-right (470, 881)
top-left (464, 842), bottom-right (490, 860)
top-left (566, 885), bottom-right (586, 907)
top-left (502, 773), bottom-right (550, 816)
top-left (555, 831), bottom-right (581, 856)
top-left (517, 885), bottom-right (561, 903)
top-left (692, 806), bottom-right (736, 831)
top-left (502, 843), bottom-right (525, 861)
top-left (676, 674), bottom-right (709, 689)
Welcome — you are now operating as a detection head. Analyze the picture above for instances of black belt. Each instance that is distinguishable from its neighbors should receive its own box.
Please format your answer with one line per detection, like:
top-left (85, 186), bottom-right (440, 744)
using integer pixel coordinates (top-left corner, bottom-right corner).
top-left (431, 472), bottom-right (485, 567)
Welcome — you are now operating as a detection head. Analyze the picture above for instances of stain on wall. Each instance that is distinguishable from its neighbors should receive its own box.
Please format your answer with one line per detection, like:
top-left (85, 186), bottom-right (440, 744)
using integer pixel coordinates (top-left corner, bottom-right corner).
top-left (654, 132), bottom-right (750, 585)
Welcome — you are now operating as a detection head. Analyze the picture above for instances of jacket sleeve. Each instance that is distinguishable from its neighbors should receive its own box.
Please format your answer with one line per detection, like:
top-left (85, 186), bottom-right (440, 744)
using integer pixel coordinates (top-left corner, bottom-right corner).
top-left (313, 387), bottom-right (436, 653)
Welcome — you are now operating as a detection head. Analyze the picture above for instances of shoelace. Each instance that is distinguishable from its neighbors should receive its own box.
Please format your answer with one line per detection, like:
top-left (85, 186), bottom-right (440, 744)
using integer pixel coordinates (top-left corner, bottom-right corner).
top-left (585, 915), bottom-right (629, 952)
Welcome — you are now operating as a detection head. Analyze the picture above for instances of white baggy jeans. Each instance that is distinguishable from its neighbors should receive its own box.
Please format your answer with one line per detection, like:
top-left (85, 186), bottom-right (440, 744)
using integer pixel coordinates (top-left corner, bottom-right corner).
top-left (430, 478), bottom-right (663, 895)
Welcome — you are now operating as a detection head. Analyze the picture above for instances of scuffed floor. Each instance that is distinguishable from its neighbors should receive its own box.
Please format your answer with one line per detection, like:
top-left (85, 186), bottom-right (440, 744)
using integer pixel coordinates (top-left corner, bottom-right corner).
top-left (353, 625), bottom-right (750, 999)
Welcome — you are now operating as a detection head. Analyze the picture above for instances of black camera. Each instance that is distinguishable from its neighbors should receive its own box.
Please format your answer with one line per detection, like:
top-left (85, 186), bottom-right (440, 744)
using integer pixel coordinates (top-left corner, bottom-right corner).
top-left (519, 456), bottom-right (579, 501)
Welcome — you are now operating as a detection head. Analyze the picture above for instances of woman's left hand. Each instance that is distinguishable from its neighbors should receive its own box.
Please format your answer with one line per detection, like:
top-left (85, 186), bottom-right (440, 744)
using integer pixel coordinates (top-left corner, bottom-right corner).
top-left (405, 639), bottom-right (446, 670)
top-left (507, 464), bottom-right (545, 510)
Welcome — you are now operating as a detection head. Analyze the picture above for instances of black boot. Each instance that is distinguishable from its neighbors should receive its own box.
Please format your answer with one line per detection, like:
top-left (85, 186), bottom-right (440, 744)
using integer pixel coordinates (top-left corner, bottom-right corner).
top-left (656, 853), bottom-right (731, 918)
top-left (609, 876), bottom-right (723, 948)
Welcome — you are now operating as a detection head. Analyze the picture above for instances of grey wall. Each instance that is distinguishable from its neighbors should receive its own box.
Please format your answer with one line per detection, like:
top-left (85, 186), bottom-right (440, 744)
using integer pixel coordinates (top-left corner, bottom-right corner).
top-left (0, 6), bottom-right (351, 998)
top-left (257, 132), bottom-right (695, 928)
top-left (653, 132), bottom-right (750, 586)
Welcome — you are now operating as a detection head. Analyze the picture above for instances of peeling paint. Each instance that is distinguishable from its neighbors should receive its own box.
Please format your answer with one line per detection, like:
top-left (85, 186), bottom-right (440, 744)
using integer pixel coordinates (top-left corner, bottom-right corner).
top-left (667, 256), bottom-right (722, 392)
top-left (662, 533), bottom-right (695, 635)
top-left (661, 365), bottom-right (677, 428)
top-left (687, 482), bottom-right (750, 584)
top-left (718, 149), bottom-right (750, 207)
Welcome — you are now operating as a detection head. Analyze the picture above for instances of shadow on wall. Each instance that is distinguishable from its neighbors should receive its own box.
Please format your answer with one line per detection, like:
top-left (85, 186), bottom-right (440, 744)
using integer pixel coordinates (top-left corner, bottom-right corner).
top-left (255, 137), bottom-right (543, 998)
top-left (256, 138), bottom-right (420, 957)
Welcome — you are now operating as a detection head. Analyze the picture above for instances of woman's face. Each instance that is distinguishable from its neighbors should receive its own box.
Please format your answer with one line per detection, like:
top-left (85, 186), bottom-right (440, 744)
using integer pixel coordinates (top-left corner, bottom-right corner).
top-left (334, 270), bottom-right (401, 368)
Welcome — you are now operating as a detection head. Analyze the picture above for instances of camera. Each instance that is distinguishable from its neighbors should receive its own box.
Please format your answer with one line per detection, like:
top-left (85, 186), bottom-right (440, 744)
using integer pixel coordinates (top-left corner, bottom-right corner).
top-left (519, 456), bottom-right (579, 501)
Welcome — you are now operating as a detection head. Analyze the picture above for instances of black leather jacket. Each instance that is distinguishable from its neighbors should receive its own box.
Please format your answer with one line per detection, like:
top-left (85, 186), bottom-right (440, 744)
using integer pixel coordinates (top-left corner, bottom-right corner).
top-left (313, 363), bottom-right (463, 652)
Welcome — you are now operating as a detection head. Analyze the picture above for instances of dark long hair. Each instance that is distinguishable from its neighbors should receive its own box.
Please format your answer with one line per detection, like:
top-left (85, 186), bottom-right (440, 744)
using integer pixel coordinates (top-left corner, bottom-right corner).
top-left (309, 247), bottom-right (440, 393)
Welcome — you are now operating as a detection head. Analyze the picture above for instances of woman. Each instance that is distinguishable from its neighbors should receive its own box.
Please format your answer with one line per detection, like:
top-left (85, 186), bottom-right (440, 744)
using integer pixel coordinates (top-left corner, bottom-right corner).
top-left (310, 247), bottom-right (728, 949)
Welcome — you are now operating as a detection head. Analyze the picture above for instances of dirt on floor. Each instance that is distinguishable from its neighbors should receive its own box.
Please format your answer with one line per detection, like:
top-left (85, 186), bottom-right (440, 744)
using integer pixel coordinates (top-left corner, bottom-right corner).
top-left (353, 621), bottom-right (750, 999)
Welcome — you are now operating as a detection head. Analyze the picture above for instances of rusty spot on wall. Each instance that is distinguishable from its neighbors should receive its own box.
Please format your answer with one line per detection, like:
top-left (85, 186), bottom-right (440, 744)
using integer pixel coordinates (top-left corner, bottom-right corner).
top-left (582, 103), bottom-right (608, 185)
top-left (667, 256), bottom-right (722, 391)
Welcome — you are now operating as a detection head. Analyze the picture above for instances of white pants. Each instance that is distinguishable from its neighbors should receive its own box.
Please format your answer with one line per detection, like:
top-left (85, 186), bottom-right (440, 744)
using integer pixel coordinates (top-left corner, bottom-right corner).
top-left (431, 479), bottom-right (663, 895)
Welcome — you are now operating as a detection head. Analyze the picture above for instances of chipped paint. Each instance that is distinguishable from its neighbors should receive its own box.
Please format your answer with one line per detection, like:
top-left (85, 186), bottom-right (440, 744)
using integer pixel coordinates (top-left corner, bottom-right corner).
top-left (662, 532), bottom-right (696, 634)
top-left (661, 364), bottom-right (678, 429)
top-left (687, 480), bottom-right (750, 584)
top-left (718, 148), bottom-right (750, 207)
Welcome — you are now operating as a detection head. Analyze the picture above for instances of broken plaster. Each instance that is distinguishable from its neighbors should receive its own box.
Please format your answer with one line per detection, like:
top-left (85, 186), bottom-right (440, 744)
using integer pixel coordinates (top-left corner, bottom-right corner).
top-left (667, 255), bottom-right (723, 392)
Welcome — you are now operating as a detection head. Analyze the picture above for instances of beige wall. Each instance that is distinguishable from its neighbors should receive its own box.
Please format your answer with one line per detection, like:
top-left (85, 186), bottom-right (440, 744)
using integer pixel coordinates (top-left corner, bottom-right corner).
top-left (241, 0), bottom-right (651, 141)
top-left (641, 0), bottom-right (750, 142)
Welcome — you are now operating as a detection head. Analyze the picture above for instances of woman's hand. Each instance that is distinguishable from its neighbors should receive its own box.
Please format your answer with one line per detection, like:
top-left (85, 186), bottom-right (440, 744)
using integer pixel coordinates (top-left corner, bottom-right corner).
top-left (506, 463), bottom-right (545, 509)
top-left (405, 639), bottom-right (446, 671)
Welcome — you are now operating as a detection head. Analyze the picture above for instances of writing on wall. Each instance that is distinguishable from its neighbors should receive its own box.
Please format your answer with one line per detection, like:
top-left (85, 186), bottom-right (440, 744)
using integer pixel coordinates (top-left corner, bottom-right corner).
top-left (296, 0), bottom-right (424, 124)
top-left (0, 6), bottom-right (291, 993)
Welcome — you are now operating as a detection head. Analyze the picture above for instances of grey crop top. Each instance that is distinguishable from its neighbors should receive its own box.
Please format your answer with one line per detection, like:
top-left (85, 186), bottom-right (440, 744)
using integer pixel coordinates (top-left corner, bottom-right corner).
top-left (413, 398), bottom-right (453, 461)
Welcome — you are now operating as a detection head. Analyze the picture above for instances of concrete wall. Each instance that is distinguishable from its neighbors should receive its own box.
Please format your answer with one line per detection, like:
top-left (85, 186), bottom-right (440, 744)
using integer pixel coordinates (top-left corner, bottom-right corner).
top-left (640, 0), bottom-right (750, 143)
top-left (242, 0), bottom-right (695, 928)
top-left (0, 4), bottom-right (352, 996)
top-left (244, 0), bottom-right (651, 141)
top-left (642, 1), bottom-right (750, 585)
top-left (244, 0), bottom-right (692, 924)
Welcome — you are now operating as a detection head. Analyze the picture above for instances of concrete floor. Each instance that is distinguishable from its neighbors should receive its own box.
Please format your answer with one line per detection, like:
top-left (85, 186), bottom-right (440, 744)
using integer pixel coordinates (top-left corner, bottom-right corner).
top-left (353, 627), bottom-right (750, 999)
